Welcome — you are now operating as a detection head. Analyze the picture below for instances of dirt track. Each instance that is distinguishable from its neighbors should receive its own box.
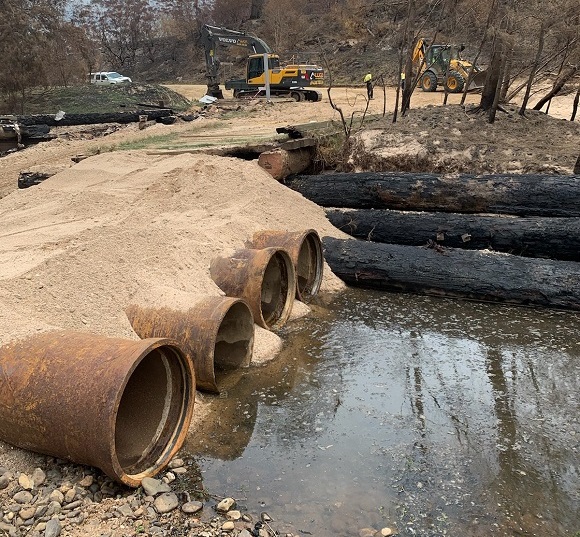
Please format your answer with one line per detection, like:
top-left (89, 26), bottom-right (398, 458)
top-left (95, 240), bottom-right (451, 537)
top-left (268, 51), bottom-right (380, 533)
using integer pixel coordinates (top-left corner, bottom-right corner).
top-left (1, 83), bottom-right (576, 199)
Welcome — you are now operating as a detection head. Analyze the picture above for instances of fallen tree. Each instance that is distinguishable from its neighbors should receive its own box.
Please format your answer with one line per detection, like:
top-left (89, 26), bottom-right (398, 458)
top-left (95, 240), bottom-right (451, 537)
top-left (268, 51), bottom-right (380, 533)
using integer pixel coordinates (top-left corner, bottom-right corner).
top-left (286, 172), bottom-right (580, 217)
top-left (17, 109), bottom-right (174, 127)
top-left (322, 236), bottom-right (580, 311)
top-left (326, 208), bottom-right (580, 261)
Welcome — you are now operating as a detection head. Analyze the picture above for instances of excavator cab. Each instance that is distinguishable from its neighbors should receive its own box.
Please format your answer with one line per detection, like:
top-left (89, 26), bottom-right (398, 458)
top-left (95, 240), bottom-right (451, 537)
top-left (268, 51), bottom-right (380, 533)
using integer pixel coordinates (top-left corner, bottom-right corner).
top-left (247, 55), bottom-right (280, 82)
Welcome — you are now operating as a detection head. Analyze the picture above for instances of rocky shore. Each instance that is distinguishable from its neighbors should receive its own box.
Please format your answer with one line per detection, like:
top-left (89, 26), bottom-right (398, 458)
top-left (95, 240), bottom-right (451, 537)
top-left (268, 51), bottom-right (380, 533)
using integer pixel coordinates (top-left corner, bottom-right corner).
top-left (0, 452), bottom-right (399, 537)
top-left (0, 455), bottom-right (291, 537)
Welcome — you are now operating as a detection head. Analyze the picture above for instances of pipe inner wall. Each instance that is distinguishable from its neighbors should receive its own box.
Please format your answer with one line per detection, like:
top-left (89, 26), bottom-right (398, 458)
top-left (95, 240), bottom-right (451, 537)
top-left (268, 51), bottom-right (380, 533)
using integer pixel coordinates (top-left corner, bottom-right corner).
top-left (214, 301), bottom-right (255, 372)
top-left (115, 347), bottom-right (188, 477)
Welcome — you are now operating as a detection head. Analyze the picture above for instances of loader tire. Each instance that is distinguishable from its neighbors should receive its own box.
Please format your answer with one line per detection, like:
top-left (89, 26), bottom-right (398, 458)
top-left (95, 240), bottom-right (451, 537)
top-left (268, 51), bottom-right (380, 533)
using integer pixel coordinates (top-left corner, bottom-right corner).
top-left (420, 71), bottom-right (437, 92)
top-left (445, 71), bottom-right (465, 93)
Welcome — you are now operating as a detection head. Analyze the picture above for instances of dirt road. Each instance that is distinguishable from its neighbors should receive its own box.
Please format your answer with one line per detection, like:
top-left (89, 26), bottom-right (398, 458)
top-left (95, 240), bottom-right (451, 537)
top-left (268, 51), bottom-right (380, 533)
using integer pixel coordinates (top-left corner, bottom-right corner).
top-left (0, 84), bottom-right (577, 198)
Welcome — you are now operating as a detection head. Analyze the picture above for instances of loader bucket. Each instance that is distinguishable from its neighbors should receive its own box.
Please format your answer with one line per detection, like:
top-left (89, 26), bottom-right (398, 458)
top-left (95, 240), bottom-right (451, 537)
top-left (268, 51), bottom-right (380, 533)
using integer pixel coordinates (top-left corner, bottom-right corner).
top-left (467, 70), bottom-right (487, 91)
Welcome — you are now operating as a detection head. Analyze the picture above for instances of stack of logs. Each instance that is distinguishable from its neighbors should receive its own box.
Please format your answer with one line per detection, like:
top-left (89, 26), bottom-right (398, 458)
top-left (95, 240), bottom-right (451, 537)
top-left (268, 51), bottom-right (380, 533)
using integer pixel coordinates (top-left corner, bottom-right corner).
top-left (285, 172), bottom-right (580, 311)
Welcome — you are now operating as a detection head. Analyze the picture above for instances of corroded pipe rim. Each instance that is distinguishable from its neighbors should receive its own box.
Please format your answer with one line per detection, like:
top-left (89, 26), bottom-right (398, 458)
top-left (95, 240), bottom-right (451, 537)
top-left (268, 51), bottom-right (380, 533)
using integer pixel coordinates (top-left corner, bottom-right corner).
top-left (110, 337), bottom-right (195, 486)
top-left (210, 247), bottom-right (296, 330)
top-left (250, 229), bottom-right (324, 302)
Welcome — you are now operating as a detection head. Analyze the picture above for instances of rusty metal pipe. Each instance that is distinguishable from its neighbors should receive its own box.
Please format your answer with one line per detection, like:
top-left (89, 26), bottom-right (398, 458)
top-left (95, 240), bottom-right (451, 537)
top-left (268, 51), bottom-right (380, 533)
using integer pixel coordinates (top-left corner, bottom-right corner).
top-left (0, 331), bottom-right (195, 487)
top-left (250, 229), bottom-right (324, 302)
top-left (126, 297), bottom-right (254, 394)
top-left (210, 247), bottom-right (295, 330)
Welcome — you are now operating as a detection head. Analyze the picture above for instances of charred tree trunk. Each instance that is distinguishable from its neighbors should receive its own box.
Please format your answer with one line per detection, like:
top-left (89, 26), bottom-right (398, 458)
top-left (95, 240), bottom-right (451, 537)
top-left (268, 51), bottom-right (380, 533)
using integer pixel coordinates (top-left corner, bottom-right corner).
top-left (571, 86), bottom-right (580, 121)
top-left (480, 32), bottom-right (503, 112)
top-left (323, 236), bottom-right (580, 311)
top-left (519, 22), bottom-right (545, 116)
top-left (286, 172), bottom-right (580, 217)
top-left (326, 208), bottom-right (580, 261)
top-left (533, 66), bottom-right (579, 111)
top-left (17, 109), bottom-right (174, 127)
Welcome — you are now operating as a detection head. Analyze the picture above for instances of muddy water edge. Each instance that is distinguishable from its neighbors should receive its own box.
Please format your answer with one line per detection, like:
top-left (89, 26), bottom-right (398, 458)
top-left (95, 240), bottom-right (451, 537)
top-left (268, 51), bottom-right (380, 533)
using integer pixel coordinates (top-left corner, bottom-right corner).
top-left (183, 288), bottom-right (580, 537)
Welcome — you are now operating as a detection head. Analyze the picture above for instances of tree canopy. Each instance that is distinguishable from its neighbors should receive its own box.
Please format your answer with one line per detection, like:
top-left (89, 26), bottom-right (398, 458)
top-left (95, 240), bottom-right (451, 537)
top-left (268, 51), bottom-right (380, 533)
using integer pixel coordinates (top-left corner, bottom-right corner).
top-left (0, 0), bottom-right (578, 117)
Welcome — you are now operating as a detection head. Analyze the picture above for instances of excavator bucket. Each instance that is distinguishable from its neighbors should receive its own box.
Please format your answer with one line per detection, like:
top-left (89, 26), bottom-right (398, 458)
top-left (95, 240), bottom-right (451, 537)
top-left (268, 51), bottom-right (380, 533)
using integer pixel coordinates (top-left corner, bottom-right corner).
top-left (467, 70), bottom-right (487, 91)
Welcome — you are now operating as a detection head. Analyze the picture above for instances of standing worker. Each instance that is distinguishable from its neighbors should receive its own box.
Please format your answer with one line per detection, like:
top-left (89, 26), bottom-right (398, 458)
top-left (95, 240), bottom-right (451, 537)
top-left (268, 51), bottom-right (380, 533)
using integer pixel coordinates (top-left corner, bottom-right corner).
top-left (364, 72), bottom-right (373, 100)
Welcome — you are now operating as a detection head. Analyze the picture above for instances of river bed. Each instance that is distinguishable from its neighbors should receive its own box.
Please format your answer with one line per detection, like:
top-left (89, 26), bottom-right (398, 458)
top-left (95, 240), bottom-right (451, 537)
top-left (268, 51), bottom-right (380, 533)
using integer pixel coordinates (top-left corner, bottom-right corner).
top-left (185, 289), bottom-right (580, 536)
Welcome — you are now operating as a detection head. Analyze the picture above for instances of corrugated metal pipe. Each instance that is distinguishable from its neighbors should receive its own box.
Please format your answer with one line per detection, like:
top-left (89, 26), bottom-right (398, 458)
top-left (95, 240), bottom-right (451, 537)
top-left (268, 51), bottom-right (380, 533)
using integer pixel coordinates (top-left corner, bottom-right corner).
top-left (249, 229), bottom-right (323, 302)
top-left (0, 331), bottom-right (195, 487)
top-left (210, 247), bottom-right (295, 330)
top-left (126, 296), bottom-right (254, 394)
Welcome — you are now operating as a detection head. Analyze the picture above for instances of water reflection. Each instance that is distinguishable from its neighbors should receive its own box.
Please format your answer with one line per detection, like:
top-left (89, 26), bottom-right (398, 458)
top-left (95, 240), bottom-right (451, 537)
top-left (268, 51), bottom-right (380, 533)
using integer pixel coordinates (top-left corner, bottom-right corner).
top-left (185, 289), bottom-right (580, 536)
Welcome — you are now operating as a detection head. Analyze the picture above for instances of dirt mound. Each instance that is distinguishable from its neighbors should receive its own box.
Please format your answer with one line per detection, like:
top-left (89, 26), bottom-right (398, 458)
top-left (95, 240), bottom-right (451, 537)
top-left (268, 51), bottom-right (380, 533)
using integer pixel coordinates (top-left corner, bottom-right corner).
top-left (346, 103), bottom-right (580, 175)
top-left (14, 83), bottom-right (193, 115)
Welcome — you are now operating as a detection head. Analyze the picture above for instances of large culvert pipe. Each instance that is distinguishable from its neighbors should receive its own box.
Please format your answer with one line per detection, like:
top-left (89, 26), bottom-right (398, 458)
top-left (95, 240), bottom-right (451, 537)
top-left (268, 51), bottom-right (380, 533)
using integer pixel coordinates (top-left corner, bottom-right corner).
top-left (210, 247), bottom-right (295, 330)
top-left (250, 229), bottom-right (324, 302)
top-left (0, 331), bottom-right (195, 487)
top-left (126, 297), bottom-right (254, 394)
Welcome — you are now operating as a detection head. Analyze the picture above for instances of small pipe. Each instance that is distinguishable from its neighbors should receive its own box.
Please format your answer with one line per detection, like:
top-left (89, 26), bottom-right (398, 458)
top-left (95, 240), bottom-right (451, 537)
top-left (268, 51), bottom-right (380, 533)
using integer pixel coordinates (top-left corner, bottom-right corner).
top-left (210, 247), bottom-right (295, 330)
top-left (0, 331), bottom-right (195, 487)
top-left (250, 229), bottom-right (323, 302)
top-left (126, 297), bottom-right (254, 394)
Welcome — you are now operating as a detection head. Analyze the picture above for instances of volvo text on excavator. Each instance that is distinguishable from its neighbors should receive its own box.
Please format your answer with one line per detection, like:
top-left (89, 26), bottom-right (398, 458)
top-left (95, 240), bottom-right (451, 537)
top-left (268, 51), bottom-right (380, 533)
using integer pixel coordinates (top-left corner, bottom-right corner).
top-left (412, 38), bottom-right (486, 93)
top-left (201, 24), bottom-right (324, 102)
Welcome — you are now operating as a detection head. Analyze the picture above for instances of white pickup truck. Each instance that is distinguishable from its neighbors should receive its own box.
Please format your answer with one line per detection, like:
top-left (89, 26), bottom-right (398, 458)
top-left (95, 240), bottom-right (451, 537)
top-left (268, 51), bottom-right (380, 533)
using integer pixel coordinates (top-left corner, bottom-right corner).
top-left (90, 72), bottom-right (132, 85)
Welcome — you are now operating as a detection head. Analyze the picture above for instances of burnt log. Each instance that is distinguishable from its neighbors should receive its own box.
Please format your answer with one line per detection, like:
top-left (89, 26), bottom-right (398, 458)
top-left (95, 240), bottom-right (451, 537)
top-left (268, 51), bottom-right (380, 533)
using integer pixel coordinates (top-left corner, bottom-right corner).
top-left (18, 171), bottom-right (54, 189)
top-left (16, 109), bottom-right (174, 127)
top-left (286, 172), bottom-right (580, 217)
top-left (326, 208), bottom-right (580, 261)
top-left (323, 236), bottom-right (580, 311)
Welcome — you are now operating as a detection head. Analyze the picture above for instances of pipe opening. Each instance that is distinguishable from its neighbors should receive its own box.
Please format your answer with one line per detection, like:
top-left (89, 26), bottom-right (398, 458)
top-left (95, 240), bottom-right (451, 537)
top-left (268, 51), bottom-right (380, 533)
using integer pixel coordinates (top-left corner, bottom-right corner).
top-left (115, 346), bottom-right (188, 477)
top-left (261, 251), bottom-right (291, 327)
top-left (296, 233), bottom-right (323, 301)
top-left (214, 301), bottom-right (254, 373)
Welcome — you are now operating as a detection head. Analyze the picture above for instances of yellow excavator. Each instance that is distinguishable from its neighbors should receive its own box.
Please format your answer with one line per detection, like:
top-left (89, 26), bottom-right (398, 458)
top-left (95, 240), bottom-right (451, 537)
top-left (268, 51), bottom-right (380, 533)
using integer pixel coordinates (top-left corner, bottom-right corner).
top-left (201, 25), bottom-right (324, 102)
top-left (412, 38), bottom-right (486, 93)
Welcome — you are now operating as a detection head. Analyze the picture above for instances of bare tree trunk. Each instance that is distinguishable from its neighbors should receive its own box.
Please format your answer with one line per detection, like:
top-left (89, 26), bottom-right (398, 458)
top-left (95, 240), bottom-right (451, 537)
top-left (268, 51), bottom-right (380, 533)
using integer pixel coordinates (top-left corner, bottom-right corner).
top-left (250, 0), bottom-right (264, 19)
top-left (533, 66), bottom-right (579, 110)
top-left (488, 39), bottom-right (507, 123)
top-left (400, 0), bottom-right (417, 117)
top-left (499, 52), bottom-right (512, 102)
top-left (480, 31), bottom-right (502, 111)
top-left (505, 39), bottom-right (577, 102)
top-left (461, 0), bottom-right (496, 105)
top-left (519, 22), bottom-right (545, 116)
top-left (571, 85), bottom-right (580, 121)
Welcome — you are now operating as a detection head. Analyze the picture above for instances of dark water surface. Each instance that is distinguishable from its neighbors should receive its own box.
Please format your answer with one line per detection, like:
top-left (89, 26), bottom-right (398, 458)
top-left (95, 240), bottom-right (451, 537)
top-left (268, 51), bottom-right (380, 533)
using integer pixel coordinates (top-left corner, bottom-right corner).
top-left (185, 289), bottom-right (580, 536)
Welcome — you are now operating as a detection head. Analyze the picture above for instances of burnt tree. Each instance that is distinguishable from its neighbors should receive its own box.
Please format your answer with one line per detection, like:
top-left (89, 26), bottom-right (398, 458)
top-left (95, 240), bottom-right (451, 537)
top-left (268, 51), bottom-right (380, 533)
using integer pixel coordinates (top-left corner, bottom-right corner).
top-left (286, 172), bottom-right (580, 217)
top-left (326, 208), bottom-right (580, 261)
top-left (323, 236), bottom-right (580, 311)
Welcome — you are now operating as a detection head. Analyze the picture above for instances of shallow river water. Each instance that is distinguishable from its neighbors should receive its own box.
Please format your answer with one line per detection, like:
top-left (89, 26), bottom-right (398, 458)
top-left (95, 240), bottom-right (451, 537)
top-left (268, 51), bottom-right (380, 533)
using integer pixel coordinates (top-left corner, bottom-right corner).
top-left (185, 289), bottom-right (580, 537)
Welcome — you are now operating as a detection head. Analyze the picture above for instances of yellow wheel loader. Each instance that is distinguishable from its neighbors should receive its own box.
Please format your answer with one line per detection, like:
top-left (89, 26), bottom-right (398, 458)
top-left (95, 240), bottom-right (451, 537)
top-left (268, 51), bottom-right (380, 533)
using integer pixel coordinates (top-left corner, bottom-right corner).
top-left (412, 38), bottom-right (486, 93)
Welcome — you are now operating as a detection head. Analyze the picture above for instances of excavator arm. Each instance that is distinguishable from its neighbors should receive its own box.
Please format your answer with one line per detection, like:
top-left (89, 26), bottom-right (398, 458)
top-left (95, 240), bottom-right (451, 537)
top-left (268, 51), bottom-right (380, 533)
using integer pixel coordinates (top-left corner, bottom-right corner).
top-left (201, 24), bottom-right (272, 97)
